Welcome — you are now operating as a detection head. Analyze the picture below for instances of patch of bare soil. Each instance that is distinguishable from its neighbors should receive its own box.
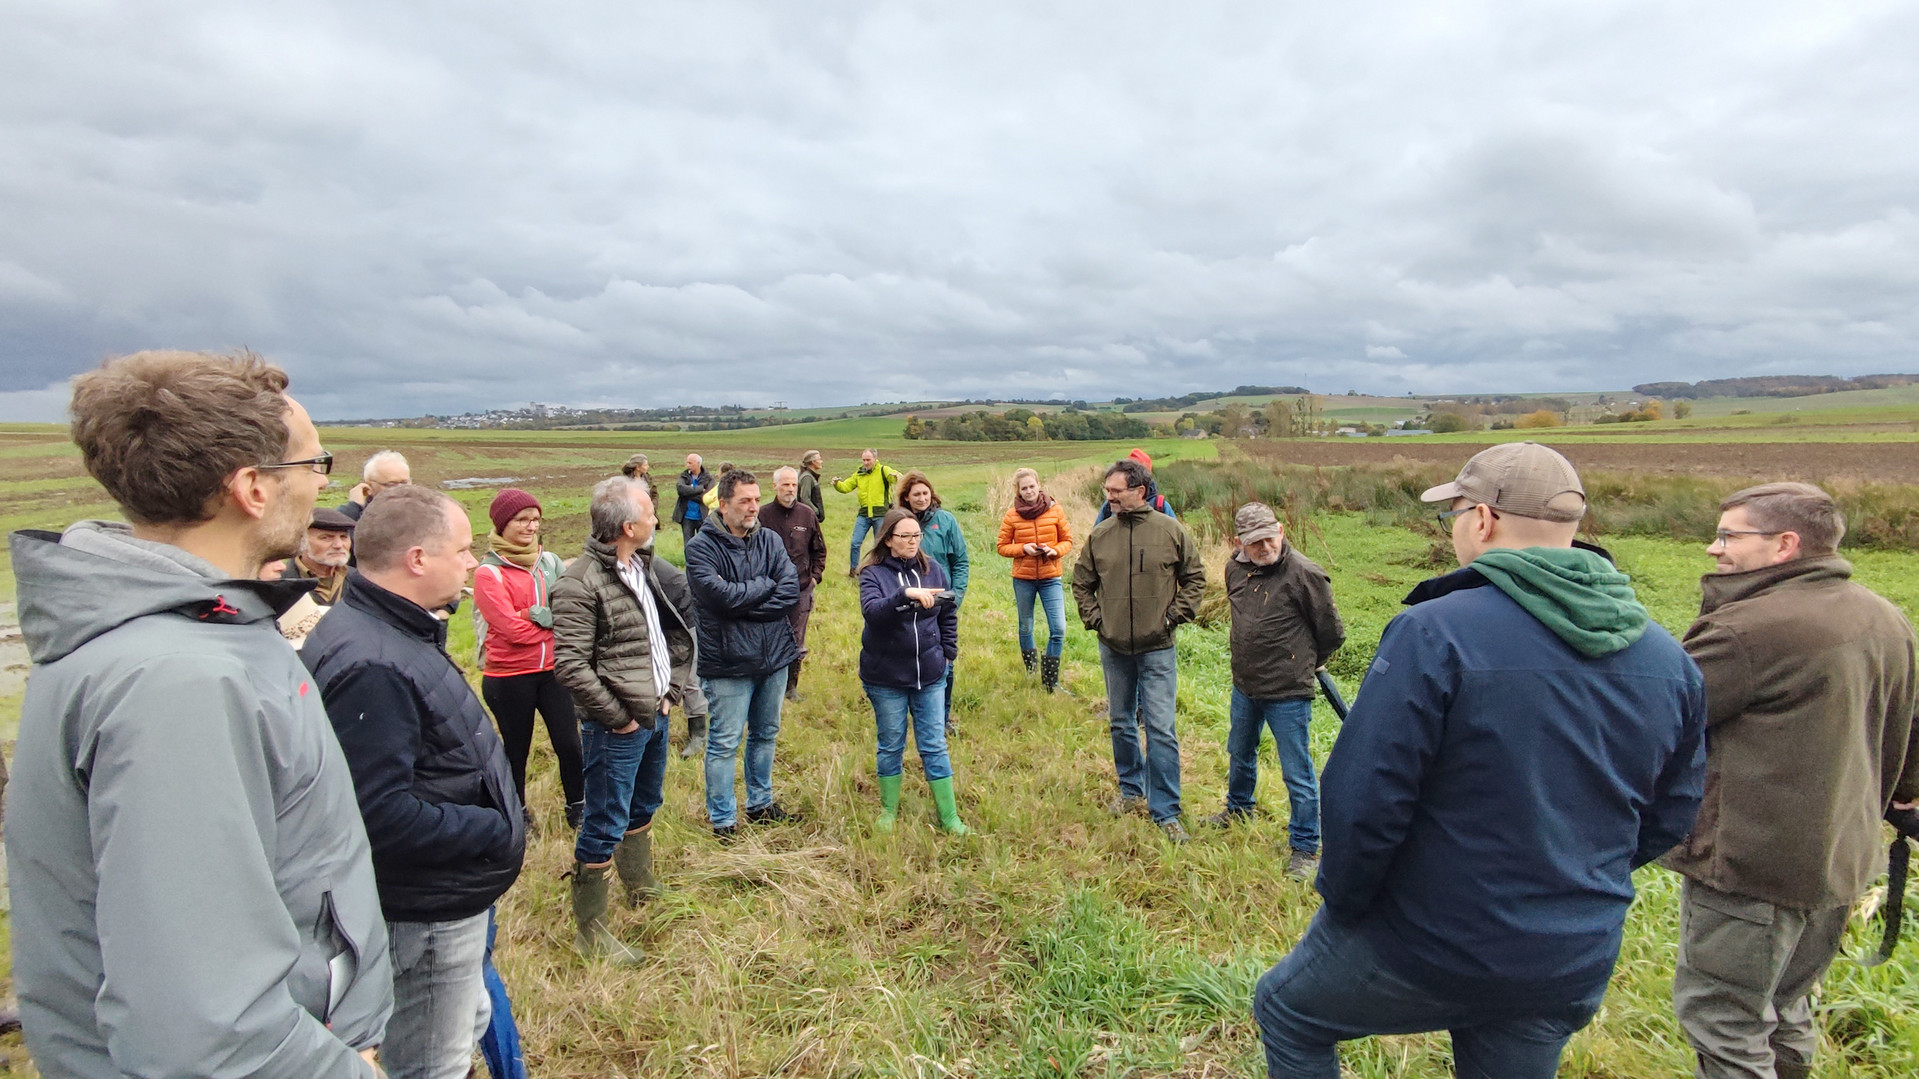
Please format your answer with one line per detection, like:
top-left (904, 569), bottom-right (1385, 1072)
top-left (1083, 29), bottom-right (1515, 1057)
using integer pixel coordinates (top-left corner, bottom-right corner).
top-left (1239, 439), bottom-right (1919, 484)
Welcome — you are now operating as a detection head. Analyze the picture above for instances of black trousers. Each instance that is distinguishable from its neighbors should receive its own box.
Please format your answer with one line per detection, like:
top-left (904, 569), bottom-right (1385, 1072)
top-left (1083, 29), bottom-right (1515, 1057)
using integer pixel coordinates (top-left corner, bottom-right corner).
top-left (481, 669), bottom-right (584, 808)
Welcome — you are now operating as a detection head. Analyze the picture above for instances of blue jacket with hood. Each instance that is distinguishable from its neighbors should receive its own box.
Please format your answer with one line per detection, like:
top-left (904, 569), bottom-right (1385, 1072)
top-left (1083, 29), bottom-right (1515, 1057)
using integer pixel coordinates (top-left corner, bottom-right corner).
top-left (1317, 548), bottom-right (1706, 1006)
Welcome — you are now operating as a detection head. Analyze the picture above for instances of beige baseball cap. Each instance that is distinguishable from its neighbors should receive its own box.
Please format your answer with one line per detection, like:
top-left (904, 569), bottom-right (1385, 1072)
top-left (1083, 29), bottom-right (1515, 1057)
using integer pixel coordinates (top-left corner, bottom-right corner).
top-left (1419, 442), bottom-right (1587, 523)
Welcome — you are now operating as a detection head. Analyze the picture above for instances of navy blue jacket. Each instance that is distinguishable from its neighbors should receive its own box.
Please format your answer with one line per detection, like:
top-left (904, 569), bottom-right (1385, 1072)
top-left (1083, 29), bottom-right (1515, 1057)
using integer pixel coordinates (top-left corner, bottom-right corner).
top-left (858, 555), bottom-right (957, 690)
top-left (1317, 567), bottom-right (1705, 1005)
top-left (684, 518), bottom-right (802, 679)
top-left (303, 574), bottom-right (526, 922)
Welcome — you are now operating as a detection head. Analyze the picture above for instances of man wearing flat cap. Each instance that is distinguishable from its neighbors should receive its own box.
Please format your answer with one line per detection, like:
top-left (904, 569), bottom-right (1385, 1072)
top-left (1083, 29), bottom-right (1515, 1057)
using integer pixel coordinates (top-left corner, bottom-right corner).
top-left (1206, 502), bottom-right (1344, 882)
top-left (277, 506), bottom-right (356, 644)
top-left (1254, 442), bottom-right (1707, 1079)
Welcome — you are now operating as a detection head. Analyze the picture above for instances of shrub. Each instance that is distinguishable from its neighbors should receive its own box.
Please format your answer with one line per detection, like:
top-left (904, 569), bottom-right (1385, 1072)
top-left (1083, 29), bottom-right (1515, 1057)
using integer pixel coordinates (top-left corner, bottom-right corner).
top-left (1516, 410), bottom-right (1563, 429)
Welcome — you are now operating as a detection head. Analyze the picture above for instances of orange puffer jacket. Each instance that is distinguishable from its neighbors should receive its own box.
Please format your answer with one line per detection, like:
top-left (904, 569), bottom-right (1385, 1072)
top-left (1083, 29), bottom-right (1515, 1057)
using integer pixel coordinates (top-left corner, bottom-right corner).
top-left (997, 500), bottom-right (1075, 580)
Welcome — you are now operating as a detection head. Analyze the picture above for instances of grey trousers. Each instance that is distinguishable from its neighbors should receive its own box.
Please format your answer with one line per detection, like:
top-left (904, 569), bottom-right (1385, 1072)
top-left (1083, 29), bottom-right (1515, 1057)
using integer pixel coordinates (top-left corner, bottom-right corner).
top-left (1673, 878), bottom-right (1850, 1079)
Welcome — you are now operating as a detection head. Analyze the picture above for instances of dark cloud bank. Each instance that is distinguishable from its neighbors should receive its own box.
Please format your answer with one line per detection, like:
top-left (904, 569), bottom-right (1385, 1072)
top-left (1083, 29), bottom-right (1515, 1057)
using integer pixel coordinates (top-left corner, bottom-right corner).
top-left (3, 3), bottom-right (1915, 421)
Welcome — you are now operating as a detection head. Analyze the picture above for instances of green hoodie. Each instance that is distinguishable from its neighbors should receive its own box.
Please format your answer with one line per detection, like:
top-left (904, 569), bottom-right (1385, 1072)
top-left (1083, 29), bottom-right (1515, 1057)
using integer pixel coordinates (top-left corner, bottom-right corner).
top-left (1470, 546), bottom-right (1650, 658)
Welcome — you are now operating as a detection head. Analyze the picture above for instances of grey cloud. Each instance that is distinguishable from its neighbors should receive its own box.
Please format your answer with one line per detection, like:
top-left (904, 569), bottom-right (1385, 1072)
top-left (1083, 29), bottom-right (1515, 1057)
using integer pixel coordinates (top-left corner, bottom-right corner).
top-left (3, 2), bottom-right (1917, 421)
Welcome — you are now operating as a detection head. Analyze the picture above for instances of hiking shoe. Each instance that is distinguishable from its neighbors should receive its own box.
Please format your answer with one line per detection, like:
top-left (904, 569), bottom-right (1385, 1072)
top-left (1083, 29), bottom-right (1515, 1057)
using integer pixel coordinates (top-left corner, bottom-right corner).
top-left (1204, 806), bottom-right (1256, 828)
top-left (744, 802), bottom-right (798, 825)
top-left (1286, 850), bottom-right (1320, 880)
top-left (1106, 794), bottom-right (1148, 818)
top-left (1160, 818), bottom-right (1192, 844)
top-left (712, 824), bottom-right (738, 844)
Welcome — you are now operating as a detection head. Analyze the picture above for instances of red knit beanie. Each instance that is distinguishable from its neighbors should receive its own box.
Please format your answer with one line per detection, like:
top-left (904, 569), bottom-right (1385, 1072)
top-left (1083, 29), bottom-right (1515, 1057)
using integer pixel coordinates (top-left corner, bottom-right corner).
top-left (1128, 447), bottom-right (1154, 470)
top-left (489, 488), bottom-right (541, 534)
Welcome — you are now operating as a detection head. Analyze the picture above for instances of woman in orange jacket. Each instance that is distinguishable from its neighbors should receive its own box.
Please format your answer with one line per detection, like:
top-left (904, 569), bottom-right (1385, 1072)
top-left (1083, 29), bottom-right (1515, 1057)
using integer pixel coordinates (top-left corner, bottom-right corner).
top-left (996, 467), bottom-right (1074, 691)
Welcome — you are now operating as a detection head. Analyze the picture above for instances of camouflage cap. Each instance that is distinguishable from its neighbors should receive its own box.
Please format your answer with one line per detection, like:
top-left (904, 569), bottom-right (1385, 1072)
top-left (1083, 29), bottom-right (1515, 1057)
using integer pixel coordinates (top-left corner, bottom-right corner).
top-left (1234, 502), bottom-right (1282, 543)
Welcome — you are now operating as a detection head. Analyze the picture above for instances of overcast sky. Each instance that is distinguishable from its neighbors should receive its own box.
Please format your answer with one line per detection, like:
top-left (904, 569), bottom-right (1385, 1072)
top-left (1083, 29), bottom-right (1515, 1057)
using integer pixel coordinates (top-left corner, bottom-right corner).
top-left (3, 2), bottom-right (1915, 420)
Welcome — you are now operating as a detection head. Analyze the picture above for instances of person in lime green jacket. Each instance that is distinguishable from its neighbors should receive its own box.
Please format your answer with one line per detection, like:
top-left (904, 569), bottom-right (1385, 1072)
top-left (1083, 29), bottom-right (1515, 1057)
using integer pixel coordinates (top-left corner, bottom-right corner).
top-left (833, 448), bottom-right (904, 573)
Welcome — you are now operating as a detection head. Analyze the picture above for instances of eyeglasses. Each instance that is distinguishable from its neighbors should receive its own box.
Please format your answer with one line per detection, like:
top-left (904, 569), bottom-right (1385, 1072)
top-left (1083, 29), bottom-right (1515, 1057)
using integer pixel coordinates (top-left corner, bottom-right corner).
top-left (259, 452), bottom-right (334, 476)
top-left (1712, 528), bottom-right (1779, 546)
top-left (1435, 504), bottom-right (1498, 529)
top-left (892, 531), bottom-right (924, 541)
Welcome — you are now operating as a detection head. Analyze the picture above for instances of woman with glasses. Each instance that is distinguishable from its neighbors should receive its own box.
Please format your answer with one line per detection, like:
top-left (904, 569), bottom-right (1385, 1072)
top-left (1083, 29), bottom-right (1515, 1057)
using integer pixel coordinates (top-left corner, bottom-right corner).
top-left (896, 470), bottom-right (969, 733)
top-left (856, 508), bottom-right (969, 835)
top-left (996, 467), bottom-right (1074, 692)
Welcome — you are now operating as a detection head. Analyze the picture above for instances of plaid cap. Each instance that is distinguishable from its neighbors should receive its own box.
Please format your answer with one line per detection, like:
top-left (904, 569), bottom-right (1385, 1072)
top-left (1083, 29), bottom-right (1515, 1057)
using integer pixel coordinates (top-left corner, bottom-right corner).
top-left (1234, 502), bottom-right (1282, 543)
top-left (1420, 442), bottom-right (1587, 523)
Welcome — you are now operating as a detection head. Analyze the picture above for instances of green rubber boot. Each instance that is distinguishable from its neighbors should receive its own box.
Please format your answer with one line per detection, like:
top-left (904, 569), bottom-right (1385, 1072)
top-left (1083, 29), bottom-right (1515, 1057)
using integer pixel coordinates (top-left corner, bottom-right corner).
top-left (876, 773), bottom-right (902, 832)
top-left (929, 775), bottom-right (970, 835)
top-left (570, 862), bottom-right (644, 965)
top-left (611, 824), bottom-right (660, 907)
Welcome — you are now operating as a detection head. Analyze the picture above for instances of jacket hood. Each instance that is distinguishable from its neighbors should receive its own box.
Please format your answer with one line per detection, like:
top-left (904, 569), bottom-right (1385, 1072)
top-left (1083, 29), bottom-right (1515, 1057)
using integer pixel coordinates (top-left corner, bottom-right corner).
top-left (1469, 546), bottom-right (1651, 658)
top-left (1697, 554), bottom-right (1852, 616)
top-left (11, 521), bottom-right (312, 665)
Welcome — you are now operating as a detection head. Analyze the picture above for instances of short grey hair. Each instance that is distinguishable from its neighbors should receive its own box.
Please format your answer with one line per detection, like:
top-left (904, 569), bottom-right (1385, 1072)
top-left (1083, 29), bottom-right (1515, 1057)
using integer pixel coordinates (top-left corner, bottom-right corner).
top-left (589, 476), bottom-right (651, 542)
top-left (772, 466), bottom-right (799, 484)
top-left (362, 449), bottom-right (410, 483)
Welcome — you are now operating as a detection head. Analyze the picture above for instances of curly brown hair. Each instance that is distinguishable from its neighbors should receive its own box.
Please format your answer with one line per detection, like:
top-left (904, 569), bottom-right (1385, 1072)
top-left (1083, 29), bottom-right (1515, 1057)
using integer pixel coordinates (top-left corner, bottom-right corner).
top-left (69, 349), bottom-right (293, 526)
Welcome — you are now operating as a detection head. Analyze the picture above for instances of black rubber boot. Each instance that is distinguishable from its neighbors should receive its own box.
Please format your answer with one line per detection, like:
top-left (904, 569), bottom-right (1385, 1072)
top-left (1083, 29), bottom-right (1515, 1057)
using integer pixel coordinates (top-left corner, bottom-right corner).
top-left (564, 800), bottom-right (585, 831)
top-left (1022, 648), bottom-right (1038, 673)
top-left (1041, 655), bottom-right (1061, 693)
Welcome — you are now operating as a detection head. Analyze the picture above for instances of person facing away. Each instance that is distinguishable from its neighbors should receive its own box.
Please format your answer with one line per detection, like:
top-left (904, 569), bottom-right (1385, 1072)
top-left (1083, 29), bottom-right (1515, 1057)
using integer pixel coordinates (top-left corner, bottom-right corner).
top-left (833, 447), bottom-right (905, 572)
top-left (857, 507), bottom-right (970, 834)
top-left (997, 466), bottom-right (1074, 692)
top-left (1663, 482), bottom-right (1919, 1079)
top-left (342, 448), bottom-right (410, 521)
top-left (551, 477), bottom-right (698, 964)
top-left (759, 465), bottom-right (827, 700)
top-left (7, 349), bottom-right (391, 1078)
top-left (1071, 457), bottom-right (1206, 843)
top-left (303, 485), bottom-right (526, 1079)
top-left (1253, 441), bottom-right (1707, 1079)
top-left (673, 452), bottom-right (714, 543)
top-left (684, 468), bottom-right (804, 840)
top-left (473, 487), bottom-right (585, 831)
top-left (1205, 502), bottom-right (1344, 883)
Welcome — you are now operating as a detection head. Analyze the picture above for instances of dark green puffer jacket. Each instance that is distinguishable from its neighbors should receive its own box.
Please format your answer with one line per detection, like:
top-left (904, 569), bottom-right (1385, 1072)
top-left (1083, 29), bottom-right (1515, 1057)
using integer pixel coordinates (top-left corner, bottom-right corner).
top-left (551, 536), bottom-right (698, 731)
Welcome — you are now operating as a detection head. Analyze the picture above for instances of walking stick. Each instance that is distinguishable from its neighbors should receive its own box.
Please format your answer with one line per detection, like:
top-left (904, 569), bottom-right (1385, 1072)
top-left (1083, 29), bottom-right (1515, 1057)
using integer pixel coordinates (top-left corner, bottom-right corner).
top-left (1316, 669), bottom-right (1350, 722)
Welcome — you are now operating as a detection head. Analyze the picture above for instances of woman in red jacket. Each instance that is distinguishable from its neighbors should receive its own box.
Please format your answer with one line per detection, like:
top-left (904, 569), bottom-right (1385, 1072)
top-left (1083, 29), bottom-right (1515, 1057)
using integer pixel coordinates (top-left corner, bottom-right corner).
top-left (996, 467), bottom-right (1074, 692)
top-left (475, 488), bottom-right (585, 830)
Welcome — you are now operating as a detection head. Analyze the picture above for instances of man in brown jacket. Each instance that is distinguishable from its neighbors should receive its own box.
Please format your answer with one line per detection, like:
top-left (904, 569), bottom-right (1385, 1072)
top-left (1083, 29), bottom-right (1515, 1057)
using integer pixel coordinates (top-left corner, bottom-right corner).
top-left (761, 466), bottom-right (827, 701)
top-left (1205, 503), bottom-right (1344, 880)
top-left (1664, 482), bottom-right (1919, 1079)
top-left (1073, 457), bottom-right (1207, 843)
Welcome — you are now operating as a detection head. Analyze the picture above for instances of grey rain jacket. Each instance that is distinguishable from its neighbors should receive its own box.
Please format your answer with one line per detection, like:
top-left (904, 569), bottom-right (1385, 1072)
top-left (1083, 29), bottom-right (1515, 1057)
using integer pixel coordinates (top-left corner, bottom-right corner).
top-left (6, 522), bottom-right (390, 1079)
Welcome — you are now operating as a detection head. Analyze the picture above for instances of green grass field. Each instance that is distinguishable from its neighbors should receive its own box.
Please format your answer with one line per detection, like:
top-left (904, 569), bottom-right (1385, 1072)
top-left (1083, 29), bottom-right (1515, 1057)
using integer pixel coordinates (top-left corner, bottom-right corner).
top-left (3, 424), bottom-right (1918, 1076)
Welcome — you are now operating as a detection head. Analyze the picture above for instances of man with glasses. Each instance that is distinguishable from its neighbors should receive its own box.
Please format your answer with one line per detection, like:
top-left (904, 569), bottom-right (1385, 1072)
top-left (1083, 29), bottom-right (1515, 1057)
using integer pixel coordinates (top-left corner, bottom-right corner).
top-left (1663, 482), bottom-right (1918, 1079)
top-left (343, 450), bottom-right (411, 521)
top-left (8, 350), bottom-right (390, 1077)
top-left (1072, 457), bottom-right (1207, 843)
top-left (1255, 442), bottom-right (1706, 1079)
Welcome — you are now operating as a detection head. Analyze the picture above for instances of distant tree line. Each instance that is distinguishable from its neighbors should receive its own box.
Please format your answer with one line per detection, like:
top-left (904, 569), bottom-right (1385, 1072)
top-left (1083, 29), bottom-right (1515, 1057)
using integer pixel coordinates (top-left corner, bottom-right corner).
top-left (1632, 374), bottom-right (1919, 399)
top-left (903, 408), bottom-right (1151, 441)
top-left (1115, 385), bottom-right (1311, 413)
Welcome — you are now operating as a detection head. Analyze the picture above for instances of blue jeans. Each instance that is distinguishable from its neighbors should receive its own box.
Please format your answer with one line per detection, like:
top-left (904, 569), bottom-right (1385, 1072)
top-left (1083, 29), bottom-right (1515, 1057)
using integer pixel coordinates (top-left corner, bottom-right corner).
top-left (574, 712), bottom-right (670, 864)
top-left (849, 511), bottom-right (881, 570)
top-left (1254, 910), bottom-right (1602, 1079)
top-left (1227, 690), bottom-right (1320, 854)
top-left (703, 669), bottom-right (787, 827)
top-left (864, 681), bottom-right (952, 780)
top-left (1012, 577), bottom-right (1066, 658)
top-left (383, 911), bottom-right (493, 1079)
top-left (1097, 642), bottom-right (1181, 822)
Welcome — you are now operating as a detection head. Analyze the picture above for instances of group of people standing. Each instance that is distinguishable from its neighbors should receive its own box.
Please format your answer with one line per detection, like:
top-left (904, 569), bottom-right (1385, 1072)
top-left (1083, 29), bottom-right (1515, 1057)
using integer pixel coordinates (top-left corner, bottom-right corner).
top-left (7, 349), bottom-right (1918, 1079)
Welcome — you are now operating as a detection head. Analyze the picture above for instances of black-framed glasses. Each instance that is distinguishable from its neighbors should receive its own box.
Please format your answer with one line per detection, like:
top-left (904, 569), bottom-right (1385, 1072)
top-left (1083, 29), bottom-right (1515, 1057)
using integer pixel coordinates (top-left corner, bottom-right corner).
top-left (1712, 528), bottom-right (1778, 546)
top-left (259, 452), bottom-right (334, 476)
top-left (1435, 504), bottom-right (1498, 529)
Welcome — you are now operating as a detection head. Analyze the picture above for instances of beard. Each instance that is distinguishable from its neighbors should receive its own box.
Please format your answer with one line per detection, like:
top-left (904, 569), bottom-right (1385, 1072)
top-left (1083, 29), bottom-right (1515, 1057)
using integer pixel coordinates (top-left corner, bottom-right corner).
top-left (252, 475), bottom-right (313, 567)
top-left (304, 545), bottom-right (352, 569)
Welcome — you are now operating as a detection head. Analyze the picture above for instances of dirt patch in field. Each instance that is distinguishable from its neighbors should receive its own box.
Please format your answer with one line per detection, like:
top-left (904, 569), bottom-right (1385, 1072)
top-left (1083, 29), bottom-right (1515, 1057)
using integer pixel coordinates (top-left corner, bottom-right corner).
top-left (1239, 439), bottom-right (1919, 485)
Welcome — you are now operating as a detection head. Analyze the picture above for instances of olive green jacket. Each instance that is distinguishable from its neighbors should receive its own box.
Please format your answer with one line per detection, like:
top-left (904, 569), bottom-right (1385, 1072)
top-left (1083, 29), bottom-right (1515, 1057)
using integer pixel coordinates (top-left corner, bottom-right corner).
top-left (1071, 505), bottom-right (1206, 655)
top-left (1661, 556), bottom-right (1919, 909)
